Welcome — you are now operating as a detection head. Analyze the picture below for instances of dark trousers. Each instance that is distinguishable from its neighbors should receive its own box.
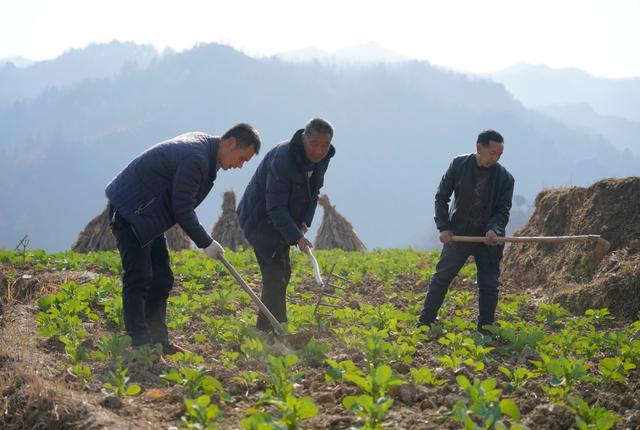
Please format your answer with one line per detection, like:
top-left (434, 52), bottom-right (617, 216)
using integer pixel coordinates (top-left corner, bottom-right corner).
top-left (419, 242), bottom-right (501, 332)
top-left (110, 206), bottom-right (174, 348)
top-left (254, 246), bottom-right (291, 332)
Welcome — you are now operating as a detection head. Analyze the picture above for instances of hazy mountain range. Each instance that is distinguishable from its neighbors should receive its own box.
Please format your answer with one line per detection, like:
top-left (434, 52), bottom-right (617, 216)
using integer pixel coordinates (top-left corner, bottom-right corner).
top-left (535, 103), bottom-right (640, 155)
top-left (0, 41), bottom-right (158, 109)
top-left (274, 42), bottom-right (411, 64)
top-left (277, 46), bottom-right (640, 165)
top-left (490, 63), bottom-right (640, 122)
top-left (0, 41), bottom-right (637, 251)
top-left (0, 56), bottom-right (34, 68)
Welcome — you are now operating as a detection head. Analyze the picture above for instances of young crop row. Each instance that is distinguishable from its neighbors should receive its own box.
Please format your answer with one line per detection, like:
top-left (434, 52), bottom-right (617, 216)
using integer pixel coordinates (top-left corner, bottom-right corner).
top-left (3, 248), bottom-right (638, 429)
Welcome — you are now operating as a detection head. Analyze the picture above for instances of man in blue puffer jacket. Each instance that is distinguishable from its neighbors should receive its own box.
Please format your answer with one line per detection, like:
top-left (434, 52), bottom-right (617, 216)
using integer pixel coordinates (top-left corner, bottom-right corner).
top-left (237, 118), bottom-right (335, 332)
top-left (105, 123), bottom-right (261, 351)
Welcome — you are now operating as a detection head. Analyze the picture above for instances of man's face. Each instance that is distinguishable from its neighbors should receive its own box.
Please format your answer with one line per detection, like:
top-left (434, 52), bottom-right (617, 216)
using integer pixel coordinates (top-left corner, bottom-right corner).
top-left (219, 138), bottom-right (256, 170)
top-left (476, 140), bottom-right (504, 168)
top-left (302, 131), bottom-right (332, 163)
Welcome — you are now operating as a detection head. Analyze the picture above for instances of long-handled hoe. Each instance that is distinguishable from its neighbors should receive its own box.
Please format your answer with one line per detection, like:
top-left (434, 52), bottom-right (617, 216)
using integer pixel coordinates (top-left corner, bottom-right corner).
top-left (218, 255), bottom-right (313, 350)
top-left (451, 234), bottom-right (610, 267)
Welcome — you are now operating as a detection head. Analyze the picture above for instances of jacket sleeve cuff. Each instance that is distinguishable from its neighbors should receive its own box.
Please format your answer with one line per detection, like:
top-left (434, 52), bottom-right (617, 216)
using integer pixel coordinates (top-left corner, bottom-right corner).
top-left (282, 227), bottom-right (303, 245)
top-left (197, 236), bottom-right (214, 249)
top-left (436, 222), bottom-right (451, 232)
top-left (487, 223), bottom-right (505, 236)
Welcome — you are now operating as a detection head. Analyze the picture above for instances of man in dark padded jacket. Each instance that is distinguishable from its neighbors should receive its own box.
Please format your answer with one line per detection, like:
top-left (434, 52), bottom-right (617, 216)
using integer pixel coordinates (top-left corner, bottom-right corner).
top-left (105, 123), bottom-right (261, 352)
top-left (417, 129), bottom-right (514, 335)
top-left (237, 118), bottom-right (335, 332)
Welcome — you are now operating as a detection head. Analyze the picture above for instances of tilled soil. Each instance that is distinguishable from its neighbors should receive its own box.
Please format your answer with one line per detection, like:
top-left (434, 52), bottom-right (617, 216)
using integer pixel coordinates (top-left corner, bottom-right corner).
top-left (2, 262), bottom-right (640, 429)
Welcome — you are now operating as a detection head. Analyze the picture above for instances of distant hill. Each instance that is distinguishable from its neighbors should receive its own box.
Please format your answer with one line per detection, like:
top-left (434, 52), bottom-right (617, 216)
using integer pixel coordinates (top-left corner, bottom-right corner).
top-left (275, 42), bottom-right (410, 64)
top-left (0, 56), bottom-right (34, 68)
top-left (0, 41), bottom-right (158, 108)
top-left (0, 43), bottom-right (637, 251)
top-left (275, 46), bottom-right (332, 63)
top-left (538, 103), bottom-right (640, 156)
top-left (490, 63), bottom-right (640, 122)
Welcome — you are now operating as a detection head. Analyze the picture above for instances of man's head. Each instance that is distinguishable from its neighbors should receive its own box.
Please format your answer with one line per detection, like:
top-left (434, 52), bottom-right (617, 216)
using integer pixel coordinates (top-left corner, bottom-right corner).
top-left (218, 123), bottom-right (261, 170)
top-left (302, 117), bottom-right (334, 163)
top-left (476, 129), bottom-right (504, 168)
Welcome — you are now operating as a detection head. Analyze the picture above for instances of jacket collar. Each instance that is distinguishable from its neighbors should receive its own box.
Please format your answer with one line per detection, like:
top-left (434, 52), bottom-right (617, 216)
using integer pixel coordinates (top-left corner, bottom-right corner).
top-left (209, 137), bottom-right (220, 182)
top-left (289, 129), bottom-right (336, 172)
top-left (468, 153), bottom-right (500, 172)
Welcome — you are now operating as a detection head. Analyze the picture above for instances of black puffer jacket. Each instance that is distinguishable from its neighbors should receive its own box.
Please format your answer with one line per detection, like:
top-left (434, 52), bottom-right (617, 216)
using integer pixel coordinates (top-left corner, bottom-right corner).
top-left (105, 132), bottom-right (219, 248)
top-left (237, 129), bottom-right (335, 261)
top-left (434, 153), bottom-right (514, 236)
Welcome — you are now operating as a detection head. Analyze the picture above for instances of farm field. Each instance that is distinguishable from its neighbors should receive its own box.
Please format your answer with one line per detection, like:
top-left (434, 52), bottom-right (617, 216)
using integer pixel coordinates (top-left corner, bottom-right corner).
top-left (1, 248), bottom-right (639, 429)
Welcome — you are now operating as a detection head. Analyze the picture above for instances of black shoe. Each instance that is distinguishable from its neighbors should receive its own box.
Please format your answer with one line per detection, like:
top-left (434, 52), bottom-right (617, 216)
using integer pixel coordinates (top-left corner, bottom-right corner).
top-left (416, 319), bottom-right (435, 328)
top-left (475, 328), bottom-right (495, 344)
top-left (477, 323), bottom-right (495, 337)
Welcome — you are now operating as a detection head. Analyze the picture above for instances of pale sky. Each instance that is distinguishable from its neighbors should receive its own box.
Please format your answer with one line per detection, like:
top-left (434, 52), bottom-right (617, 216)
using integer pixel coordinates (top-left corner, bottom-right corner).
top-left (2, 0), bottom-right (639, 78)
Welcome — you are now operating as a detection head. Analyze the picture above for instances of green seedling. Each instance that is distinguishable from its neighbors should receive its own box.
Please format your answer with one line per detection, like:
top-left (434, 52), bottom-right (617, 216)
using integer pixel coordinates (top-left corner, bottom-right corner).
top-left (343, 395), bottom-right (393, 430)
top-left (125, 345), bottom-right (158, 369)
top-left (161, 366), bottom-right (229, 400)
top-left (265, 355), bottom-right (300, 400)
top-left (488, 322), bottom-right (544, 354)
top-left (232, 371), bottom-right (263, 396)
top-left (102, 368), bottom-right (141, 398)
top-left (103, 295), bottom-right (124, 328)
top-left (166, 351), bottom-right (205, 367)
top-left (536, 303), bottom-right (570, 327)
top-left (67, 364), bottom-right (93, 384)
top-left (598, 357), bottom-right (635, 385)
top-left (182, 395), bottom-right (223, 430)
top-left (410, 367), bottom-right (445, 387)
top-left (565, 396), bottom-right (622, 430)
top-left (240, 337), bottom-right (265, 358)
top-left (264, 395), bottom-right (318, 430)
top-left (450, 375), bottom-right (528, 429)
top-left (92, 334), bottom-right (131, 366)
top-left (342, 364), bottom-right (404, 399)
top-left (296, 339), bottom-right (330, 366)
top-left (584, 309), bottom-right (612, 327)
top-left (498, 366), bottom-right (539, 391)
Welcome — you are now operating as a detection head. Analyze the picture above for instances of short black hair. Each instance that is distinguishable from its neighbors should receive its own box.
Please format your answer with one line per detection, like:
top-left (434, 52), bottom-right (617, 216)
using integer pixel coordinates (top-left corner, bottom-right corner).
top-left (477, 129), bottom-right (504, 147)
top-left (222, 123), bottom-right (261, 154)
top-left (304, 117), bottom-right (334, 139)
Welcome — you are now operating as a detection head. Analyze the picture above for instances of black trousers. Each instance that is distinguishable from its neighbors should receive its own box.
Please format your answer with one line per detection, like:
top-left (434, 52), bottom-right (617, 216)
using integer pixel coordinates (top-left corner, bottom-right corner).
top-left (419, 242), bottom-right (501, 332)
top-left (254, 245), bottom-right (291, 332)
top-left (110, 206), bottom-right (174, 348)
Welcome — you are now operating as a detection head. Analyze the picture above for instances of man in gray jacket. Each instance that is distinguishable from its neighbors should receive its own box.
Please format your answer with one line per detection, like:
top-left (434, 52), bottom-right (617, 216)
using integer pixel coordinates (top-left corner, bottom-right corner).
top-left (105, 123), bottom-right (261, 351)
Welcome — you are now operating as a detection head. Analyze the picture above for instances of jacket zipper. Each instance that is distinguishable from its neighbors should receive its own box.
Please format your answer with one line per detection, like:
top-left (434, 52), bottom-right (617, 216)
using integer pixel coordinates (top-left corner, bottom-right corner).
top-left (135, 197), bottom-right (156, 215)
top-left (305, 172), bottom-right (312, 199)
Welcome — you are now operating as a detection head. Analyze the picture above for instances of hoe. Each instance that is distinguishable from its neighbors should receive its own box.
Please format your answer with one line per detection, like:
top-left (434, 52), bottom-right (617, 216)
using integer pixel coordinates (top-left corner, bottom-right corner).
top-left (218, 255), bottom-right (314, 349)
top-left (451, 234), bottom-right (610, 266)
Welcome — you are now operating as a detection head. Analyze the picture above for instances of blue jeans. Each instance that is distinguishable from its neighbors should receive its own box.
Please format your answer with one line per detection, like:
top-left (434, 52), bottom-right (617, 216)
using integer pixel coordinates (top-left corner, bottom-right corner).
top-left (419, 242), bottom-right (501, 332)
top-left (110, 205), bottom-right (174, 348)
